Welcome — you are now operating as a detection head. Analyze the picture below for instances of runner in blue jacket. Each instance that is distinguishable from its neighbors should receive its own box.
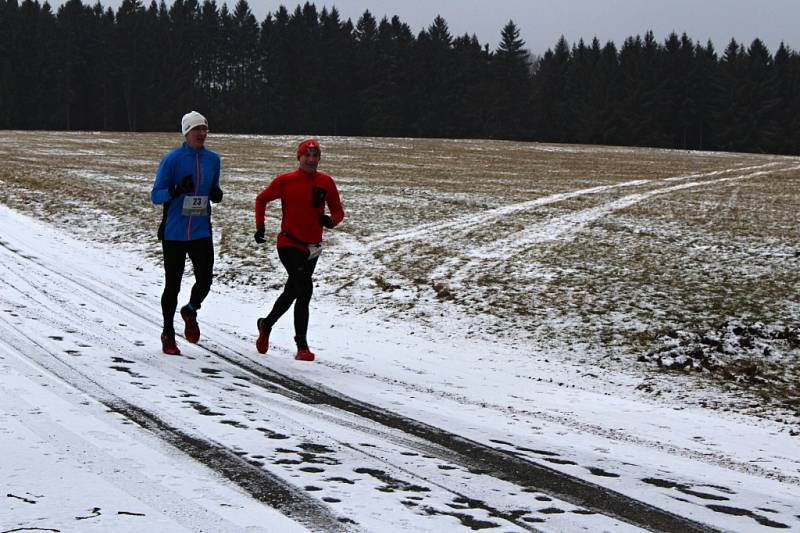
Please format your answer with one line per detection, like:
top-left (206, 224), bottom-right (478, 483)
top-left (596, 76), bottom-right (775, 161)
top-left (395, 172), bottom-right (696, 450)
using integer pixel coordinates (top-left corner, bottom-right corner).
top-left (150, 111), bottom-right (223, 355)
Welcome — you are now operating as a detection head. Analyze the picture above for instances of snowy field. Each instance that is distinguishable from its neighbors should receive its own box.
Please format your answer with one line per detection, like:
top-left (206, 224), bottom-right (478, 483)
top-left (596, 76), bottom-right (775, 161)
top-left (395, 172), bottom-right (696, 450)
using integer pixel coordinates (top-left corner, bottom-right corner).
top-left (1, 131), bottom-right (799, 531)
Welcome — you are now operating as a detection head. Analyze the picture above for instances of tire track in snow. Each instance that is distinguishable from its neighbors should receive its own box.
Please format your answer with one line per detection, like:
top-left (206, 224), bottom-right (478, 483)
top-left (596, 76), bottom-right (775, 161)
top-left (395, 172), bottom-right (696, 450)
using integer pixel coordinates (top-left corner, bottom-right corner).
top-left (433, 162), bottom-right (800, 286)
top-left (197, 341), bottom-right (718, 533)
top-left (477, 163), bottom-right (795, 258)
top-left (0, 273), bottom-right (635, 533)
top-left (368, 162), bottom-right (781, 248)
top-left (0, 222), bottom-right (718, 532)
top-left (0, 243), bottom-right (355, 533)
top-left (0, 253), bottom-right (549, 532)
top-left (331, 163), bottom-right (783, 302)
top-left (0, 353), bottom-right (259, 533)
top-left (311, 359), bottom-right (800, 487)
top-left (0, 338), bottom-right (354, 533)
top-left (0, 229), bottom-right (611, 532)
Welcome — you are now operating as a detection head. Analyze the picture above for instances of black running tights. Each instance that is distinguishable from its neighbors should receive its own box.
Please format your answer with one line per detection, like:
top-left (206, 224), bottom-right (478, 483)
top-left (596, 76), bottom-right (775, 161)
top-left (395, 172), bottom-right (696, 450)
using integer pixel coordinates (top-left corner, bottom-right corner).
top-left (263, 246), bottom-right (319, 340)
top-left (161, 237), bottom-right (214, 333)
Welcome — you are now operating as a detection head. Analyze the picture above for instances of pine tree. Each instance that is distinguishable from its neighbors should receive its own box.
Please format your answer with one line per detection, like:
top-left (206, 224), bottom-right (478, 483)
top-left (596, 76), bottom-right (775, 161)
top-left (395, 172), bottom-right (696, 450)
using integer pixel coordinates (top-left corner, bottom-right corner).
top-left (54, 0), bottom-right (100, 129)
top-left (220, 0), bottom-right (259, 131)
top-left (0, 0), bottom-right (20, 128)
top-left (453, 32), bottom-right (491, 138)
top-left (712, 39), bottom-right (747, 151)
top-left (532, 35), bottom-right (571, 142)
top-left (411, 15), bottom-right (455, 137)
top-left (352, 9), bottom-right (379, 135)
top-left (490, 20), bottom-right (531, 139)
top-left (11, 0), bottom-right (60, 128)
top-left (657, 32), bottom-right (697, 149)
top-left (616, 31), bottom-right (663, 147)
top-left (594, 40), bottom-right (624, 146)
top-left (113, 0), bottom-right (149, 130)
top-left (165, 0), bottom-right (202, 120)
top-left (317, 6), bottom-right (356, 135)
top-left (361, 15), bottom-right (415, 136)
top-left (689, 40), bottom-right (718, 150)
top-left (774, 43), bottom-right (800, 154)
top-left (713, 38), bottom-right (781, 152)
top-left (258, 6), bottom-right (291, 133)
top-left (194, 0), bottom-right (223, 125)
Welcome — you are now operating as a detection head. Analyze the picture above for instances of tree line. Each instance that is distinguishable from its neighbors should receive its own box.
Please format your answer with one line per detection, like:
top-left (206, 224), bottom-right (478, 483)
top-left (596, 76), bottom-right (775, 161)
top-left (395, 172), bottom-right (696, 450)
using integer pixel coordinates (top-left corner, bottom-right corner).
top-left (1, 0), bottom-right (799, 154)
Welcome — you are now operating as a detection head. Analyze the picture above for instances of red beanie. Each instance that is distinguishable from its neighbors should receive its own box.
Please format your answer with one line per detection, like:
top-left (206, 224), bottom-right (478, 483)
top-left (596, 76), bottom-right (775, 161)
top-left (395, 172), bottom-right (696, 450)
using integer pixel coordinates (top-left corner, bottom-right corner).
top-left (296, 138), bottom-right (321, 159)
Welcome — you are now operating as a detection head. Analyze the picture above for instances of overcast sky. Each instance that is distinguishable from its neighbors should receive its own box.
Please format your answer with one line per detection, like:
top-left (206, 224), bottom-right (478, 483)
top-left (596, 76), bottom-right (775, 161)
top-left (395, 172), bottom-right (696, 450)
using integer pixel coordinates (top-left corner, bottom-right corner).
top-left (51, 0), bottom-right (800, 55)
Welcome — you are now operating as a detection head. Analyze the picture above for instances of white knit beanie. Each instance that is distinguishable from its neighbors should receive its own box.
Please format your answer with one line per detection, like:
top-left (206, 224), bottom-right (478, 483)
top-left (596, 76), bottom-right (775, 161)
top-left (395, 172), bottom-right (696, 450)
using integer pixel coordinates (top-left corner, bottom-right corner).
top-left (181, 111), bottom-right (208, 136)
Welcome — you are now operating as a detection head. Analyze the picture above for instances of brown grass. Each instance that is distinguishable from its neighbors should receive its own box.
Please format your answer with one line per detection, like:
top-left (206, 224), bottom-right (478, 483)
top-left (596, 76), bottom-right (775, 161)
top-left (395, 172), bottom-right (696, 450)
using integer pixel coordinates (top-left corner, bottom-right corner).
top-left (2, 130), bottom-right (799, 410)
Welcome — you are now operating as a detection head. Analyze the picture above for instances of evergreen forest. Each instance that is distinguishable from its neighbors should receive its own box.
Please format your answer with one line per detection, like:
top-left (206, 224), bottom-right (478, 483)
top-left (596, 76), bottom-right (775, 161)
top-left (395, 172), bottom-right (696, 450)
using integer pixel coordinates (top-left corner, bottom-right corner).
top-left (2, 0), bottom-right (799, 155)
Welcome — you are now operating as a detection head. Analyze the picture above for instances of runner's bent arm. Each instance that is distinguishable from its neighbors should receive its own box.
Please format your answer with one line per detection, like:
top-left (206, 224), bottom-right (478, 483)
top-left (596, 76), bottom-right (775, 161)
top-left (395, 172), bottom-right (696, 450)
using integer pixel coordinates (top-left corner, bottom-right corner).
top-left (254, 177), bottom-right (283, 228)
top-left (151, 155), bottom-right (176, 205)
top-left (326, 179), bottom-right (345, 226)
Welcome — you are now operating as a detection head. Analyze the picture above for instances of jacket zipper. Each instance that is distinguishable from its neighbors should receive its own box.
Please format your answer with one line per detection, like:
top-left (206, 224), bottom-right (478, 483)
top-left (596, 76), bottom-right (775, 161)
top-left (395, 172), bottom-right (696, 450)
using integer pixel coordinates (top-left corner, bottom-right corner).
top-left (186, 151), bottom-right (201, 240)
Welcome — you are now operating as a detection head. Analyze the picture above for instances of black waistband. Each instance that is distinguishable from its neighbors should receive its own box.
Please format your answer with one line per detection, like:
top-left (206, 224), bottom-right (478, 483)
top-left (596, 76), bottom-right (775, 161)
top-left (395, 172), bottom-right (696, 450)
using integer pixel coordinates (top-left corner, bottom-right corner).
top-left (281, 230), bottom-right (320, 247)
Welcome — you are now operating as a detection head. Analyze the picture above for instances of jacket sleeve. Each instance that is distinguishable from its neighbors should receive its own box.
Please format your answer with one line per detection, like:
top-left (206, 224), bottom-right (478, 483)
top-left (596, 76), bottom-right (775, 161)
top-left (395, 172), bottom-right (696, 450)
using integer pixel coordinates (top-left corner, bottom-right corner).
top-left (254, 177), bottom-right (281, 227)
top-left (150, 154), bottom-right (174, 205)
top-left (326, 178), bottom-right (345, 226)
top-left (208, 156), bottom-right (222, 203)
top-left (211, 156), bottom-right (221, 191)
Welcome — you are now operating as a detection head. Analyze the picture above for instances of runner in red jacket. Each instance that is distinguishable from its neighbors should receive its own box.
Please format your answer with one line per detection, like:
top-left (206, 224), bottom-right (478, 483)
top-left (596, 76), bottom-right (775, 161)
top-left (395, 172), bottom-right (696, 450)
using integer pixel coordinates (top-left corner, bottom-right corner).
top-left (253, 138), bottom-right (344, 361)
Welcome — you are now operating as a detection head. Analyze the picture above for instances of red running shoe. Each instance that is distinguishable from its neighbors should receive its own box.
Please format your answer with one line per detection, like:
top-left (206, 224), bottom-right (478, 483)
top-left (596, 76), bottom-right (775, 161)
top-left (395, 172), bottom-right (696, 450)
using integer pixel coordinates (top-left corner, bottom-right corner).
top-left (256, 318), bottom-right (270, 354)
top-left (295, 347), bottom-right (315, 361)
top-left (180, 305), bottom-right (200, 343)
top-left (161, 332), bottom-right (181, 355)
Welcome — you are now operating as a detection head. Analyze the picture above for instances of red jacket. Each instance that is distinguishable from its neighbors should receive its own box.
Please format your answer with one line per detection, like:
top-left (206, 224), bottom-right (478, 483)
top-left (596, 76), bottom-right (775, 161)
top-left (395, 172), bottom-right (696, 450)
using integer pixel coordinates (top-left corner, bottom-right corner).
top-left (254, 168), bottom-right (344, 251)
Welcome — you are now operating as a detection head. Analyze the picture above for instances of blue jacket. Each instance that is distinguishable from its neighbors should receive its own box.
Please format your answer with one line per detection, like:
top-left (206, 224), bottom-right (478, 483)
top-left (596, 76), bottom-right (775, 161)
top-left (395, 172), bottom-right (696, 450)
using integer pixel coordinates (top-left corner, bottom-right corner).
top-left (151, 143), bottom-right (221, 241)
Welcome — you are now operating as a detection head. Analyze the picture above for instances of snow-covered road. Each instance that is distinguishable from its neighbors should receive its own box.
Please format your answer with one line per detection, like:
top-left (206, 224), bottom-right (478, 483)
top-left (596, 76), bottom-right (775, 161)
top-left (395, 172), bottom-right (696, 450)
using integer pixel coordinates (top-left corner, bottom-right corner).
top-left (1, 204), bottom-right (798, 532)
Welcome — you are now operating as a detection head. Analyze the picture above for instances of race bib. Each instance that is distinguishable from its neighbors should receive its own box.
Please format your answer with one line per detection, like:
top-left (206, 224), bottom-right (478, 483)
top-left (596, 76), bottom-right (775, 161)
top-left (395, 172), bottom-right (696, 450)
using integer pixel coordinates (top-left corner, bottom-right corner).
top-left (182, 195), bottom-right (208, 216)
top-left (308, 243), bottom-right (323, 260)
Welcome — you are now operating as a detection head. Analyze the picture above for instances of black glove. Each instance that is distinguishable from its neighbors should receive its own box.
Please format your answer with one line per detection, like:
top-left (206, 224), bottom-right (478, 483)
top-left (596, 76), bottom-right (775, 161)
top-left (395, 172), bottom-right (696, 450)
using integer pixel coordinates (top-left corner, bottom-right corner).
top-left (319, 214), bottom-right (336, 229)
top-left (209, 186), bottom-right (223, 203)
top-left (254, 226), bottom-right (266, 244)
top-left (169, 174), bottom-right (194, 197)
